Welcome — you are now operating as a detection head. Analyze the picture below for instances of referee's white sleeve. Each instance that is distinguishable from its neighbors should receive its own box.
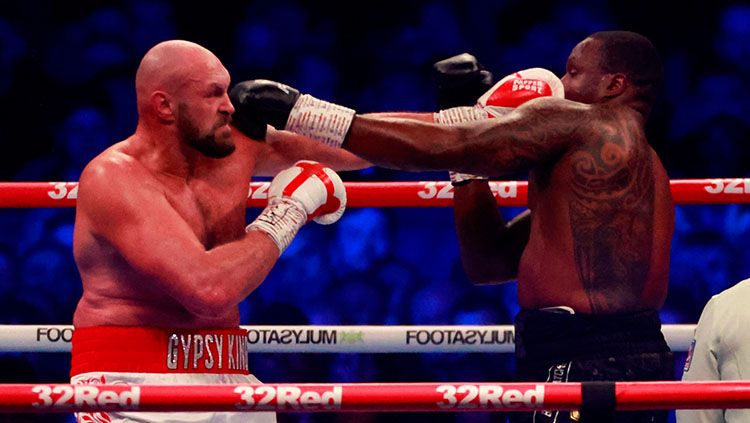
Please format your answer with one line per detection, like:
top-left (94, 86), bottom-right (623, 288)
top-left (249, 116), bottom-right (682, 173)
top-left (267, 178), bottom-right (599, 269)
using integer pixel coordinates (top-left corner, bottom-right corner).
top-left (678, 278), bottom-right (750, 423)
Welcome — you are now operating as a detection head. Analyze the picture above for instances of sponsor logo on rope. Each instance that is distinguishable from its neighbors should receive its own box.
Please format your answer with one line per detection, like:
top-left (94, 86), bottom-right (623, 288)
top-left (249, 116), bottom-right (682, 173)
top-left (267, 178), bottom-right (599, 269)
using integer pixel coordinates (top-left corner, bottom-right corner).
top-left (339, 331), bottom-right (364, 344)
top-left (37, 327), bottom-right (74, 343)
top-left (32, 385), bottom-right (140, 410)
top-left (704, 178), bottom-right (750, 194)
top-left (247, 183), bottom-right (270, 199)
top-left (417, 181), bottom-right (518, 200)
top-left (436, 384), bottom-right (544, 409)
top-left (47, 182), bottom-right (78, 200)
top-left (234, 385), bottom-right (342, 410)
top-left (406, 329), bottom-right (514, 345)
top-left (246, 329), bottom-right (340, 345)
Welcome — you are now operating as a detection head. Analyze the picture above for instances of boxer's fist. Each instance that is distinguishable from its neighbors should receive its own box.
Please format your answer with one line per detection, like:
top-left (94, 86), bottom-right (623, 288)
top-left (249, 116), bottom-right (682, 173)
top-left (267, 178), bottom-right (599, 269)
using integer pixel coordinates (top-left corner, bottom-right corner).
top-left (247, 161), bottom-right (346, 254)
top-left (433, 53), bottom-right (493, 109)
top-left (268, 160), bottom-right (346, 225)
top-left (230, 80), bottom-right (356, 148)
top-left (478, 67), bottom-right (564, 117)
top-left (439, 67), bottom-right (563, 186)
top-left (230, 80), bottom-right (300, 140)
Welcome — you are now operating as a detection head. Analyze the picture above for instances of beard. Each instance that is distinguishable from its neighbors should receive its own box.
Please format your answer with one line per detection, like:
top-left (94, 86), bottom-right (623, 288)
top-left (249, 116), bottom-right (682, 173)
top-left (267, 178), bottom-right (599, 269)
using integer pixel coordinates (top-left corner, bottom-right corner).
top-left (177, 104), bottom-right (235, 159)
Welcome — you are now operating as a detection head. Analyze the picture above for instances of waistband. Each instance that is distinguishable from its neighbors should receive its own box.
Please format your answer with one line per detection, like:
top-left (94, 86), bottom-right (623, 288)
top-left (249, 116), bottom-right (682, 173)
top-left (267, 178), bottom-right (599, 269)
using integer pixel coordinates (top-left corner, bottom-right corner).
top-left (514, 308), bottom-right (670, 363)
top-left (71, 326), bottom-right (249, 377)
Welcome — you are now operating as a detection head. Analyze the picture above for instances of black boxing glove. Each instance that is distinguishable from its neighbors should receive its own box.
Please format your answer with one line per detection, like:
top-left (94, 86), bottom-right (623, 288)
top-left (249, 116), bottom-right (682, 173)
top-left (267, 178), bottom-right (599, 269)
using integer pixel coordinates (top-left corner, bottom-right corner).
top-left (229, 80), bottom-right (301, 140)
top-left (433, 53), bottom-right (493, 109)
top-left (230, 79), bottom-right (356, 148)
top-left (432, 54), bottom-right (493, 186)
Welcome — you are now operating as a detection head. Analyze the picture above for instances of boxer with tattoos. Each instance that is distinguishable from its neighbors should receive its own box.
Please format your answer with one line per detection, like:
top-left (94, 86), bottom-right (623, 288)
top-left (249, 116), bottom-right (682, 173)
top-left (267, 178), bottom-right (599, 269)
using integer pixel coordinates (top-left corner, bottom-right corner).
top-left (231, 30), bottom-right (674, 423)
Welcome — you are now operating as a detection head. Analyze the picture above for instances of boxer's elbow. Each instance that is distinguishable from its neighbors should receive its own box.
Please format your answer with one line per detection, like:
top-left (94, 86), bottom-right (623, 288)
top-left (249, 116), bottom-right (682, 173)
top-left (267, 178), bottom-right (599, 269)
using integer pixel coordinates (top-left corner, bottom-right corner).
top-left (186, 290), bottom-right (234, 319)
top-left (181, 275), bottom-right (236, 319)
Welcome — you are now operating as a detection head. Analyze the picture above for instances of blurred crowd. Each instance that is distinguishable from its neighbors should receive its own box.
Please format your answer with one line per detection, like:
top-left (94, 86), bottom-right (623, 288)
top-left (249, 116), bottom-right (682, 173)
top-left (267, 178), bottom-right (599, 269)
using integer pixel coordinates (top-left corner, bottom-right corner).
top-left (1, 1), bottom-right (750, 422)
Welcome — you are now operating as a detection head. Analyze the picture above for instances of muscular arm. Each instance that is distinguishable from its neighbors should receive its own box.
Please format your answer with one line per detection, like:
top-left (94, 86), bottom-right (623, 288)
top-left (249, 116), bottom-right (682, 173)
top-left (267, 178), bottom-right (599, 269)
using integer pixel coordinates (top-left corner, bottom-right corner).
top-left (247, 128), bottom-right (370, 176)
top-left (357, 110), bottom-right (536, 283)
top-left (372, 112), bottom-right (532, 283)
top-left (251, 111), bottom-right (434, 176)
top-left (454, 181), bottom-right (530, 284)
top-left (79, 159), bottom-right (279, 319)
top-left (343, 98), bottom-right (587, 176)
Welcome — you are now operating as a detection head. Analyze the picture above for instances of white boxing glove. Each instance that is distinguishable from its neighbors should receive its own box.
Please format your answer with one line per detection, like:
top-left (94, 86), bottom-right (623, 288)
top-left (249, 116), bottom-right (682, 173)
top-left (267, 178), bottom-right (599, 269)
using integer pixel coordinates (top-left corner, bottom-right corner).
top-left (247, 160), bottom-right (347, 254)
top-left (267, 160), bottom-right (346, 225)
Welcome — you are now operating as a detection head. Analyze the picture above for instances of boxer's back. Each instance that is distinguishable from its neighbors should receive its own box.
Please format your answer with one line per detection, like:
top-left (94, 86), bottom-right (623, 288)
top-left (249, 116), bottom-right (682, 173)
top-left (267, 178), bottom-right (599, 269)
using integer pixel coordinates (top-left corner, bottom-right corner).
top-left (518, 104), bottom-right (673, 314)
top-left (73, 138), bottom-right (255, 328)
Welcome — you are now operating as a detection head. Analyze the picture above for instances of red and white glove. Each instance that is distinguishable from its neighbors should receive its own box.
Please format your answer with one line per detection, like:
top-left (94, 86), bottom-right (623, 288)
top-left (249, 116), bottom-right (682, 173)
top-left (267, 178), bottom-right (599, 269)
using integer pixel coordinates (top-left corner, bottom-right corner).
top-left (246, 160), bottom-right (346, 254)
top-left (477, 67), bottom-right (564, 117)
top-left (435, 67), bottom-right (564, 185)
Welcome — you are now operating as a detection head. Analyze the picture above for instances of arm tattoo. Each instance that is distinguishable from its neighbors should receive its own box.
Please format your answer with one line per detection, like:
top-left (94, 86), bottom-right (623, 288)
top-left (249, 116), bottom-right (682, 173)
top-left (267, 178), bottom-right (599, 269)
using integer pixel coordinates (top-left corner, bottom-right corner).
top-left (487, 104), bottom-right (580, 174)
top-left (569, 121), bottom-right (655, 312)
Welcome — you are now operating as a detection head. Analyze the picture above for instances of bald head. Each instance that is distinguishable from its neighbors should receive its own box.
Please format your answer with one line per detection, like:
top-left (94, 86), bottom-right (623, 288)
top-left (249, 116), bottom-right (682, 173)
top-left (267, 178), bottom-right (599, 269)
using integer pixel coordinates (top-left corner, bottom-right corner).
top-left (135, 40), bottom-right (226, 114)
top-left (133, 40), bottom-right (235, 158)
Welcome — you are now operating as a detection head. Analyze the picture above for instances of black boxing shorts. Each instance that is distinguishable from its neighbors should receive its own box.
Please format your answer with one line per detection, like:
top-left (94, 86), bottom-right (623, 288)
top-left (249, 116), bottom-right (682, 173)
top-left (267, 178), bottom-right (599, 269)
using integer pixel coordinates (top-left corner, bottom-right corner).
top-left (509, 308), bottom-right (674, 423)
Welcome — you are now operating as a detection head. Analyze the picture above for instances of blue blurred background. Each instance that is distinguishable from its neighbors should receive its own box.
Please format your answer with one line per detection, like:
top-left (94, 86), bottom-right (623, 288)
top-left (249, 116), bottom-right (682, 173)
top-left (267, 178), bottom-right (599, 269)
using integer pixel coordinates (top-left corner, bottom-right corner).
top-left (1, 1), bottom-right (750, 421)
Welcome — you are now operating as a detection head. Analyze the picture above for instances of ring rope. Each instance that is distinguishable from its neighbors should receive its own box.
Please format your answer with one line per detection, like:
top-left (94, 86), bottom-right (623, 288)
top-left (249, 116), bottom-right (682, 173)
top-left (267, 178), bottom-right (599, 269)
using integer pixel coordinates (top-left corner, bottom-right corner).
top-left (3, 381), bottom-right (749, 413)
top-left (0, 180), bottom-right (722, 414)
top-left (1, 179), bottom-right (750, 208)
top-left (1, 324), bottom-right (696, 353)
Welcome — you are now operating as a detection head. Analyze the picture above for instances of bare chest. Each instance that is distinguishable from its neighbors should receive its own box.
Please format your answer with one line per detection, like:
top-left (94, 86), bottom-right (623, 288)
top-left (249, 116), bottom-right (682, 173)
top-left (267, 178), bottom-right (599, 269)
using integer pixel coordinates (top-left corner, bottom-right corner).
top-left (162, 179), bottom-right (248, 249)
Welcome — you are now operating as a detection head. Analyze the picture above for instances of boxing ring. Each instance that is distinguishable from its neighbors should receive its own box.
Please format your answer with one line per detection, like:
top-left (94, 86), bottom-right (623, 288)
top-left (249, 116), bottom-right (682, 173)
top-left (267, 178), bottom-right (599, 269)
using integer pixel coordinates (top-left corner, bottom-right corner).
top-left (2, 178), bottom-right (750, 414)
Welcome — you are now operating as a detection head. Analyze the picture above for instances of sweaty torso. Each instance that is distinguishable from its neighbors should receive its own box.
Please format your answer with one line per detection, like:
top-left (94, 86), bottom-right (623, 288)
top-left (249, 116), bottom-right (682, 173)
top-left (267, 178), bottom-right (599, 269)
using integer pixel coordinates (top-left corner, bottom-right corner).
top-left (518, 105), bottom-right (673, 314)
top-left (73, 139), bottom-right (259, 328)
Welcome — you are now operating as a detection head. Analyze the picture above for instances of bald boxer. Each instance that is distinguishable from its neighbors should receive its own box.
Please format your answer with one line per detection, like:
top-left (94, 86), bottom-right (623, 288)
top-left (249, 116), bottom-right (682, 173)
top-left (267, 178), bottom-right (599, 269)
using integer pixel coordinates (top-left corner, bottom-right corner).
top-left (70, 40), bottom-right (366, 423)
top-left (231, 30), bottom-right (674, 422)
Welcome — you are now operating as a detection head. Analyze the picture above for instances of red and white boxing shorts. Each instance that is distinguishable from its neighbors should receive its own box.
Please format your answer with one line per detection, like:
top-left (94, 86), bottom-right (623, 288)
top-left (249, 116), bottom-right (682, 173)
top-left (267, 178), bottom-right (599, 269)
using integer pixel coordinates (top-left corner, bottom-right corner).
top-left (70, 326), bottom-right (276, 423)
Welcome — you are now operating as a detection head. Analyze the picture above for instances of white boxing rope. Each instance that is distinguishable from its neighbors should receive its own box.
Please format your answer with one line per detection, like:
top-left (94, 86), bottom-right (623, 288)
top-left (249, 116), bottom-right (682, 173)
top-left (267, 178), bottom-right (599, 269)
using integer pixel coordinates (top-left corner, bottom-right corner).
top-left (0, 324), bottom-right (696, 353)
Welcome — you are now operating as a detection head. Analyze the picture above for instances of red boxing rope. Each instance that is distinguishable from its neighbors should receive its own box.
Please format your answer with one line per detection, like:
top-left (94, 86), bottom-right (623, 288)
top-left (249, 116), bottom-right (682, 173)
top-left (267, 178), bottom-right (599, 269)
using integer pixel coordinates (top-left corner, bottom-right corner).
top-left (1, 179), bottom-right (750, 208)
top-left (1, 381), bottom-right (750, 413)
